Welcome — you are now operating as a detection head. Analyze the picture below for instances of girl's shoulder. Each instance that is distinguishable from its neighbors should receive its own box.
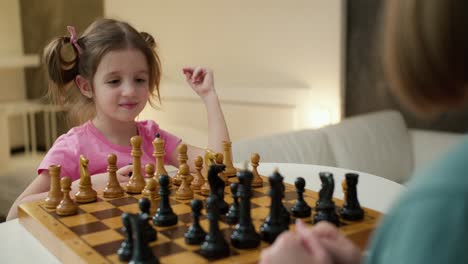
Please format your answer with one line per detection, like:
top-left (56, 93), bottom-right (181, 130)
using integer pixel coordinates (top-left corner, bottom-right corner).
top-left (38, 123), bottom-right (92, 181)
top-left (54, 121), bottom-right (93, 145)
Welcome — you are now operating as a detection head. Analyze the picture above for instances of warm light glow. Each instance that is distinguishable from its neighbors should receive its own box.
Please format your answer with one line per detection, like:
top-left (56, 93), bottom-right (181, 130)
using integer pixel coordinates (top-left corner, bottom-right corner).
top-left (306, 107), bottom-right (332, 129)
top-left (295, 104), bottom-right (334, 130)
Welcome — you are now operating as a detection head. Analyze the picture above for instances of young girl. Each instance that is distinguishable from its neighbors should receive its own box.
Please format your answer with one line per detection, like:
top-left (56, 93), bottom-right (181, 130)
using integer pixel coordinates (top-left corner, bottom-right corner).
top-left (259, 0), bottom-right (468, 263)
top-left (6, 18), bottom-right (230, 220)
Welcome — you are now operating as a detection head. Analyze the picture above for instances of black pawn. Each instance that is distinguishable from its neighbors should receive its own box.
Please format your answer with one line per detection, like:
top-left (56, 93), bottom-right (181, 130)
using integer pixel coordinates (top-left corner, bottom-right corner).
top-left (339, 173), bottom-right (364, 220)
top-left (225, 183), bottom-right (240, 225)
top-left (291, 177), bottom-right (312, 218)
top-left (153, 175), bottom-right (178, 226)
top-left (313, 172), bottom-right (339, 226)
top-left (200, 195), bottom-right (230, 258)
top-left (117, 213), bottom-right (133, 262)
top-left (139, 198), bottom-right (157, 242)
top-left (230, 167), bottom-right (261, 249)
top-left (260, 170), bottom-right (289, 243)
top-left (184, 199), bottom-right (207, 245)
top-left (130, 214), bottom-right (159, 264)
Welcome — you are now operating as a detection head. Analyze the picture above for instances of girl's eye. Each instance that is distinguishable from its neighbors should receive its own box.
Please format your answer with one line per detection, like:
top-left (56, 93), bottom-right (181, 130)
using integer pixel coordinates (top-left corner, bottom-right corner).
top-left (107, 79), bottom-right (120, 85)
top-left (136, 78), bottom-right (147, 83)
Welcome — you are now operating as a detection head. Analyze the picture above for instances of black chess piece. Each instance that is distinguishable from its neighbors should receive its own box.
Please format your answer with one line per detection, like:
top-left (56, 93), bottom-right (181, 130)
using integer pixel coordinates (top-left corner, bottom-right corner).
top-left (260, 170), bottom-right (289, 243)
top-left (225, 183), bottom-right (240, 225)
top-left (200, 195), bottom-right (230, 258)
top-left (184, 199), bottom-right (207, 245)
top-left (339, 173), bottom-right (364, 220)
top-left (280, 183), bottom-right (291, 227)
top-left (208, 164), bottom-right (229, 215)
top-left (118, 213), bottom-right (133, 262)
top-left (313, 172), bottom-right (340, 226)
top-left (291, 177), bottom-right (312, 218)
top-left (230, 167), bottom-right (261, 249)
top-left (139, 198), bottom-right (157, 242)
top-left (130, 213), bottom-right (159, 264)
top-left (153, 175), bottom-right (178, 226)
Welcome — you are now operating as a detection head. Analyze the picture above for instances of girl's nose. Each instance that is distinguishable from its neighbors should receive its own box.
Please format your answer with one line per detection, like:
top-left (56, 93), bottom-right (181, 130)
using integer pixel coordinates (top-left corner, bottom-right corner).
top-left (121, 81), bottom-right (136, 96)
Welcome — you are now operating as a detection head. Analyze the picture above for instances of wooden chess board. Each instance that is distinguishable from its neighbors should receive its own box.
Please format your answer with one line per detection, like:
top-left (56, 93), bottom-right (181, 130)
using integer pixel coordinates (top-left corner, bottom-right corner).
top-left (18, 177), bottom-right (381, 264)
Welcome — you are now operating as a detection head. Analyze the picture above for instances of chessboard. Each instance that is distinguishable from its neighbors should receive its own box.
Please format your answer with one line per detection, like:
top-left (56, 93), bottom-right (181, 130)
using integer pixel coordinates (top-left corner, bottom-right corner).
top-left (18, 176), bottom-right (381, 264)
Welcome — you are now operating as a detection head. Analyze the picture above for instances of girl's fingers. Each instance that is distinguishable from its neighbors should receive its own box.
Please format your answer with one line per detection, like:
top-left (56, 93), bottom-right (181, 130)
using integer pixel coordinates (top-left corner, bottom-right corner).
top-left (296, 218), bottom-right (307, 232)
top-left (117, 164), bottom-right (133, 177)
top-left (182, 67), bottom-right (193, 80)
top-left (182, 67), bottom-right (193, 74)
top-left (310, 221), bottom-right (340, 240)
top-left (117, 174), bottom-right (130, 183)
top-left (295, 220), bottom-right (333, 264)
top-left (300, 221), bottom-right (361, 264)
top-left (296, 219), bottom-right (339, 256)
top-left (305, 233), bottom-right (332, 264)
top-left (182, 66), bottom-right (211, 85)
top-left (191, 67), bottom-right (205, 83)
top-left (296, 219), bottom-right (317, 254)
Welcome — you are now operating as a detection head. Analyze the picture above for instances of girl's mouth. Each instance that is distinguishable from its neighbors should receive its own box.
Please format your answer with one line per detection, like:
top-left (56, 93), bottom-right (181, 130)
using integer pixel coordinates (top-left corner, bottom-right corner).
top-left (119, 103), bottom-right (138, 109)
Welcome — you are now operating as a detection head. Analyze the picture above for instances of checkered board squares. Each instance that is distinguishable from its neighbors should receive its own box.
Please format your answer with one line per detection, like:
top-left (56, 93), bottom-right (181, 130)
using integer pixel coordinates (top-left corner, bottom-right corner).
top-left (18, 177), bottom-right (381, 264)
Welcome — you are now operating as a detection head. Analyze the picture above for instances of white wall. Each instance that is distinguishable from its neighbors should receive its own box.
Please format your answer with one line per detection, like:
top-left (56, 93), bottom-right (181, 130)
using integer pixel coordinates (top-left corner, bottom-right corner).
top-left (105, 0), bottom-right (344, 146)
top-left (0, 0), bottom-right (27, 160)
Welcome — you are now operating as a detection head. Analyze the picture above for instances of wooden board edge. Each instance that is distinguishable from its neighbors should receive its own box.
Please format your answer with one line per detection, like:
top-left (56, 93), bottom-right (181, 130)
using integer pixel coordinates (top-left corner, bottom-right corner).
top-left (18, 203), bottom-right (109, 264)
top-left (346, 228), bottom-right (373, 251)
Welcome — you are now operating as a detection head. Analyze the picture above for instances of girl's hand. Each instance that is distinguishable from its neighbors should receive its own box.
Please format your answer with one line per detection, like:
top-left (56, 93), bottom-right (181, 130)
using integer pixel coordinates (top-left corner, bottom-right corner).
top-left (259, 230), bottom-right (333, 264)
top-left (182, 67), bottom-right (216, 100)
top-left (296, 220), bottom-right (362, 264)
top-left (116, 164), bottom-right (133, 182)
top-left (259, 219), bottom-right (361, 264)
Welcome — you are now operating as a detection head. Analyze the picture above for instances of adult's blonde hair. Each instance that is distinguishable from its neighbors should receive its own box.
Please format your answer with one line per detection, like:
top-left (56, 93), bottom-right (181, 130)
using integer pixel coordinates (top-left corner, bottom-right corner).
top-left (43, 18), bottom-right (161, 126)
top-left (383, 0), bottom-right (468, 115)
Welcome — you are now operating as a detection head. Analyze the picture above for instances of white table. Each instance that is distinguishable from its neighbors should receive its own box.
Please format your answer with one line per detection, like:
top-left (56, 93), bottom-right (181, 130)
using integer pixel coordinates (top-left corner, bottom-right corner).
top-left (0, 163), bottom-right (404, 263)
top-left (0, 218), bottom-right (61, 263)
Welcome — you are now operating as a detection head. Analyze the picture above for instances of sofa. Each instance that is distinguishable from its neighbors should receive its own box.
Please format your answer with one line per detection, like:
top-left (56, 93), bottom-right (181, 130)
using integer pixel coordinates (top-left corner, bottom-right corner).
top-left (232, 110), bottom-right (464, 184)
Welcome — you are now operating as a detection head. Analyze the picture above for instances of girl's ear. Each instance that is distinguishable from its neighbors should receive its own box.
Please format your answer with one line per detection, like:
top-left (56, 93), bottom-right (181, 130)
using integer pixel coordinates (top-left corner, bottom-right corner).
top-left (75, 75), bottom-right (93, 98)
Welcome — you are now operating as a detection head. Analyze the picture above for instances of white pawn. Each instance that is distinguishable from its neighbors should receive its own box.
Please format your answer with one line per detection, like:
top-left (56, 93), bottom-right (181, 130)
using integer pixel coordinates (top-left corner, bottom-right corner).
top-left (56, 176), bottom-right (78, 216)
top-left (176, 164), bottom-right (194, 200)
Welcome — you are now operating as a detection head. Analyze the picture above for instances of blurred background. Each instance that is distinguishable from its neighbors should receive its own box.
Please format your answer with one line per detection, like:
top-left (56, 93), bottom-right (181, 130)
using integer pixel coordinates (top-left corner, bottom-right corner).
top-left (0, 0), bottom-right (467, 170)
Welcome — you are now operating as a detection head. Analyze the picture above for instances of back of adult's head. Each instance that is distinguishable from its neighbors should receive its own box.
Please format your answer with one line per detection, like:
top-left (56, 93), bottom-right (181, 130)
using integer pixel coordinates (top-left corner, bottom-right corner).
top-left (43, 18), bottom-right (161, 126)
top-left (383, 0), bottom-right (468, 115)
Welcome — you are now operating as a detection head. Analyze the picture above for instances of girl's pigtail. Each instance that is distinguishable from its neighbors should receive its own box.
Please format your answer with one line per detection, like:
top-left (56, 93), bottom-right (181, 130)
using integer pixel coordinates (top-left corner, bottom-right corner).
top-left (140, 31), bottom-right (162, 107)
top-left (140, 32), bottom-right (157, 49)
top-left (43, 36), bottom-right (80, 105)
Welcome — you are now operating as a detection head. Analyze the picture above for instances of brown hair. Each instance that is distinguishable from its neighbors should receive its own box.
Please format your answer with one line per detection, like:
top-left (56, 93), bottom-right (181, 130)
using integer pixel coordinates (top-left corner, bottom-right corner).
top-left (43, 18), bottom-right (161, 126)
top-left (382, 0), bottom-right (468, 115)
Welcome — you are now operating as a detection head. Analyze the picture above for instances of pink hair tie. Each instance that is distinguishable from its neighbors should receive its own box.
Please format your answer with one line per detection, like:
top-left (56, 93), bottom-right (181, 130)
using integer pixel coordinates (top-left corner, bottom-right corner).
top-left (67, 26), bottom-right (82, 55)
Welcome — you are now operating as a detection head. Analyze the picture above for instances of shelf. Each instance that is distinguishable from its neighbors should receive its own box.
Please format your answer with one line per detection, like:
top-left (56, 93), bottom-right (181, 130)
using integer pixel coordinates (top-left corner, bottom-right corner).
top-left (0, 54), bottom-right (40, 68)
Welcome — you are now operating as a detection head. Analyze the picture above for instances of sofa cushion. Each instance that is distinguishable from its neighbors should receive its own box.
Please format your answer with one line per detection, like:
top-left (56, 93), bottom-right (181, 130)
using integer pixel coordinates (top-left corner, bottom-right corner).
top-left (324, 110), bottom-right (413, 183)
top-left (232, 129), bottom-right (337, 166)
top-left (410, 129), bottom-right (464, 171)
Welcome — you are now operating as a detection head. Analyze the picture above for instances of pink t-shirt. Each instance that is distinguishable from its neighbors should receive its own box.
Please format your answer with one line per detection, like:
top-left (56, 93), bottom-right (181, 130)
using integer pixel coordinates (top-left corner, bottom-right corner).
top-left (38, 120), bottom-right (181, 181)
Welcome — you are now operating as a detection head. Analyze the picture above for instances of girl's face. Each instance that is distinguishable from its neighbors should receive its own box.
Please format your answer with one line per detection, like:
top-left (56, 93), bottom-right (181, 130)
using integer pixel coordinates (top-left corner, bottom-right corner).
top-left (91, 48), bottom-right (150, 124)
